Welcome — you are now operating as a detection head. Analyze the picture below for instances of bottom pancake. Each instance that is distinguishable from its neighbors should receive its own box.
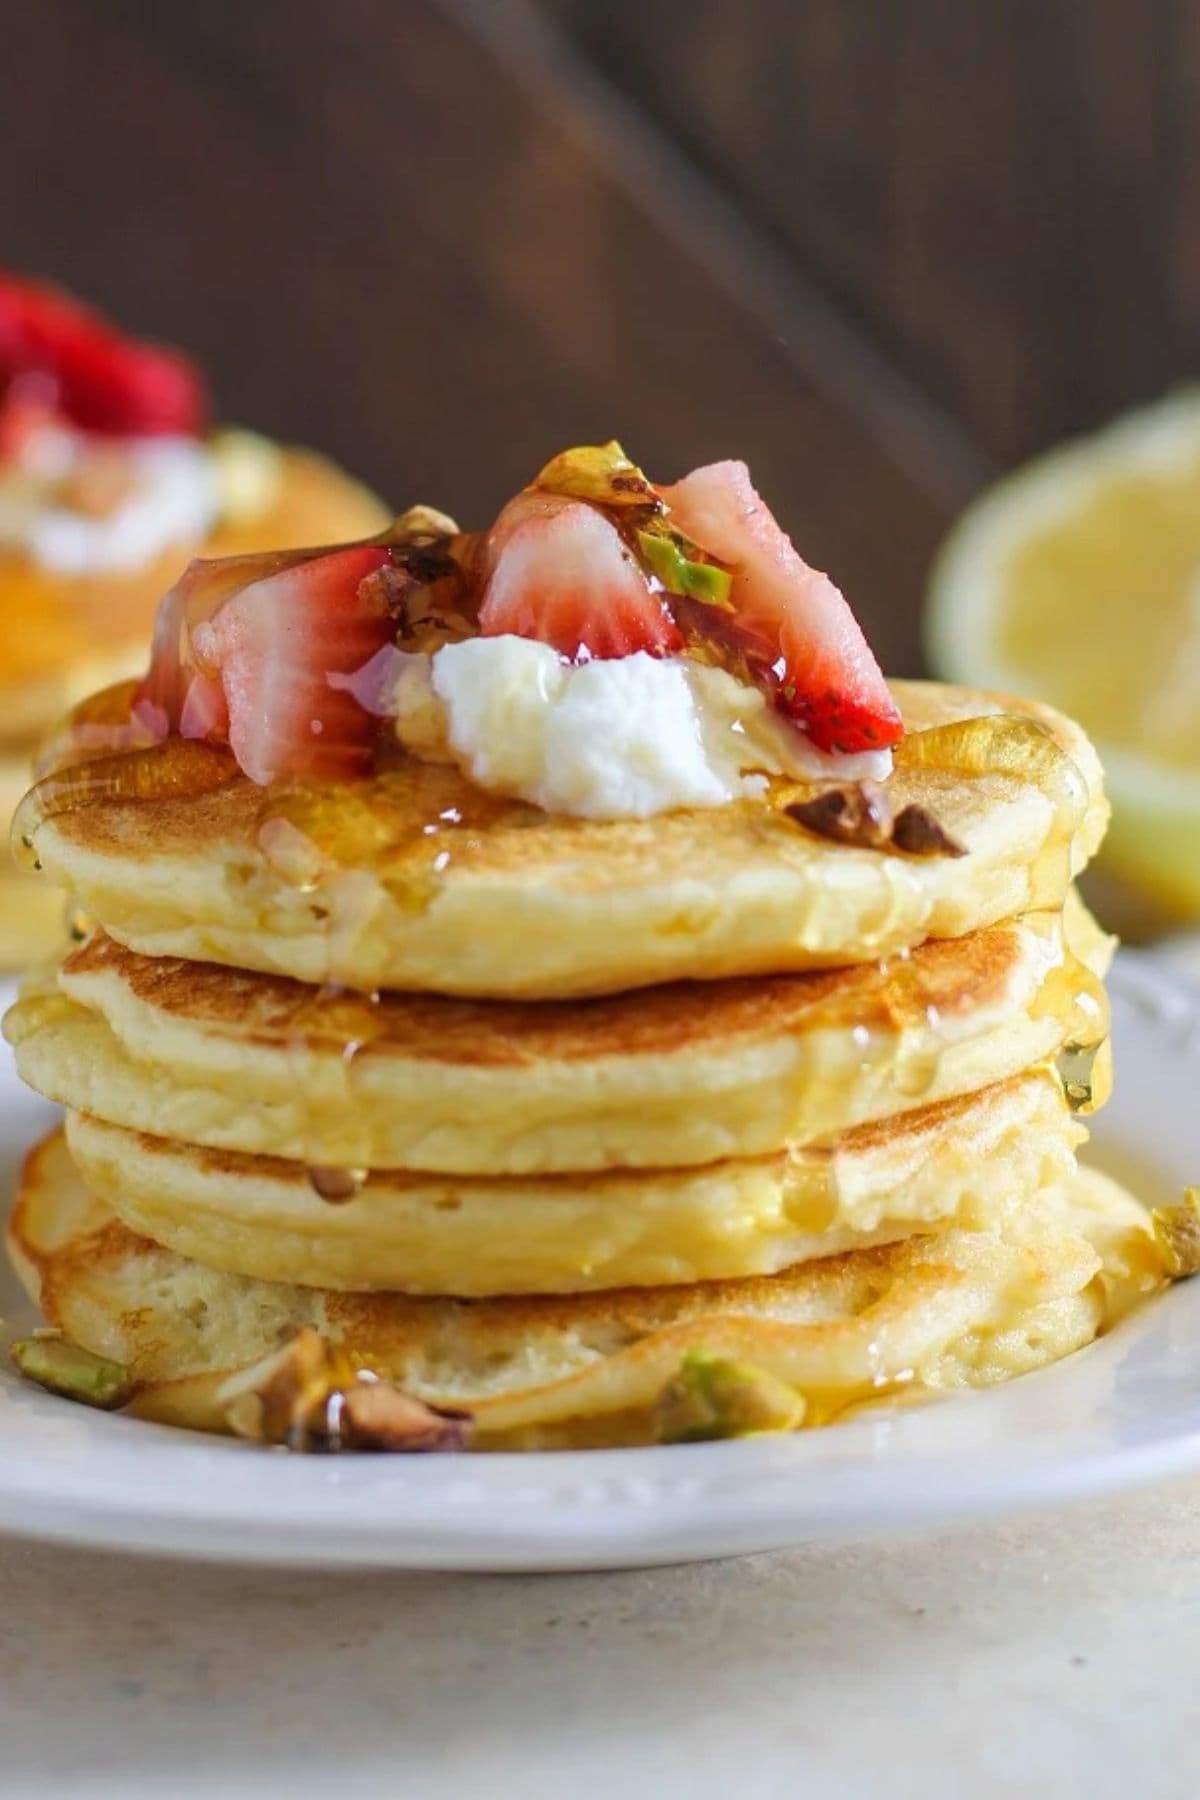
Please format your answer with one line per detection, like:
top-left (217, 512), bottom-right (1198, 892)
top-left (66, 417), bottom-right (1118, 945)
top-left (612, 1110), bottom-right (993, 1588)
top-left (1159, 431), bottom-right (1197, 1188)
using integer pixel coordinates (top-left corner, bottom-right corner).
top-left (8, 1131), bottom-right (1165, 1449)
top-left (62, 1070), bottom-right (1083, 1295)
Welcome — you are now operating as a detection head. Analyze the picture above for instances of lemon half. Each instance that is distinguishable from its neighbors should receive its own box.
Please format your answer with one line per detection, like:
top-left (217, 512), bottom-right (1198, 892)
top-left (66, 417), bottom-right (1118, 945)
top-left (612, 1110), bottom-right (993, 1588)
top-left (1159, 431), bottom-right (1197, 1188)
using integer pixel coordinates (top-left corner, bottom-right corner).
top-left (928, 390), bottom-right (1200, 919)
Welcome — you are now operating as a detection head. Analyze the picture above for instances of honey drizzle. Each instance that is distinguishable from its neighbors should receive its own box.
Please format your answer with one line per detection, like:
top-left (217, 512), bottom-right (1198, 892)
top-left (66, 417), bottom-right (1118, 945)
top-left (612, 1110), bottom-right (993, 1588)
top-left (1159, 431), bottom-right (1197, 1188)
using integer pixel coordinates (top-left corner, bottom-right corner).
top-left (33, 679), bottom-right (149, 779)
top-left (12, 737), bottom-right (238, 870)
top-left (253, 762), bottom-right (537, 982)
top-left (1030, 916), bottom-right (1111, 1115)
top-left (306, 1165), bottom-right (369, 1203)
top-left (892, 713), bottom-right (1090, 913)
top-left (892, 713), bottom-right (1109, 1111)
top-left (252, 770), bottom-right (543, 1191)
top-left (287, 982), bottom-right (393, 1187)
top-left (790, 903), bottom-right (1110, 1141)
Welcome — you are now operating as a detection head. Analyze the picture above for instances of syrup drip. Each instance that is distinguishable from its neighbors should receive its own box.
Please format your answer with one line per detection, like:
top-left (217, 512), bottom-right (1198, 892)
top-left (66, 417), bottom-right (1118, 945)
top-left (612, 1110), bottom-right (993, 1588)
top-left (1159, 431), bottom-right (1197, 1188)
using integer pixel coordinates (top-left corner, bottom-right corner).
top-left (1027, 910), bottom-right (1112, 1116)
top-left (836, 905), bottom-right (1108, 1121)
top-left (234, 976), bottom-right (396, 1174)
top-left (12, 737), bottom-right (238, 871)
top-left (887, 715), bottom-right (1108, 1109)
top-left (250, 821), bottom-right (449, 1171)
top-left (65, 904), bottom-right (93, 944)
top-left (254, 761), bottom-right (537, 988)
top-left (795, 1369), bottom-right (921, 1431)
top-left (306, 1165), bottom-right (368, 1204)
top-left (256, 762), bottom-right (532, 878)
top-left (34, 680), bottom-right (149, 780)
top-left (893, 713), bottom-right (1089, 913)
top-left (891, 1003), bottom-right (945, 1099)
top-left (1058, 1038), bottom-right (1110, 1114)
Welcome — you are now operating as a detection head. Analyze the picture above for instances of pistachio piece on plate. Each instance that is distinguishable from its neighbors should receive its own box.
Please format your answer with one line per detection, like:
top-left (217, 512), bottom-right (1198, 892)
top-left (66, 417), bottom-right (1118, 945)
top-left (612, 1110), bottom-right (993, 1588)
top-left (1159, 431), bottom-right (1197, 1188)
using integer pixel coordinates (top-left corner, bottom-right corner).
top-left (11, 1334), bottom-right (134, 1410)
top-left (1152, 1189), bottom-right (1200, 1278)
top-left (218, 1327), bottom-right (473, 1453)
top-left (656, 1350), bottom-right (806, 1443)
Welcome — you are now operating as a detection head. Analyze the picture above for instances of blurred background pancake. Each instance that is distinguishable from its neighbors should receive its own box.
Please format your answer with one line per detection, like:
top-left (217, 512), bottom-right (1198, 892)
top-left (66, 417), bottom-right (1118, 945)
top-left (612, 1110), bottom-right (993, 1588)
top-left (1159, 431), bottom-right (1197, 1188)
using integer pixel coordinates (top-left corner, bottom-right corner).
top-left (0, 272), bottom-right (388, 966)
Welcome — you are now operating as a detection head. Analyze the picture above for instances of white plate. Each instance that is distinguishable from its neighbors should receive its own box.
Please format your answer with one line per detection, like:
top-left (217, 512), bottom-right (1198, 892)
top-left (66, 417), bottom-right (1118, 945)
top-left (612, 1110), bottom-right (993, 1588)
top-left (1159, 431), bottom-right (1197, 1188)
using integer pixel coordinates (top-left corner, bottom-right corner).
top-left (0, 952), bottom-right (1198, 1572)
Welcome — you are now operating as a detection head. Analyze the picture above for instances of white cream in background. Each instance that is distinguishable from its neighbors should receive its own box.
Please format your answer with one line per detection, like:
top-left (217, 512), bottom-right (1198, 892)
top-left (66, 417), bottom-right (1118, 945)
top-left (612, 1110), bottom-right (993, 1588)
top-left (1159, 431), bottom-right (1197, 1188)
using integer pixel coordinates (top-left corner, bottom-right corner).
top-left (26, 437), bottom-right (221, 574)
top-left (0, 424), bottom-right (283, 577)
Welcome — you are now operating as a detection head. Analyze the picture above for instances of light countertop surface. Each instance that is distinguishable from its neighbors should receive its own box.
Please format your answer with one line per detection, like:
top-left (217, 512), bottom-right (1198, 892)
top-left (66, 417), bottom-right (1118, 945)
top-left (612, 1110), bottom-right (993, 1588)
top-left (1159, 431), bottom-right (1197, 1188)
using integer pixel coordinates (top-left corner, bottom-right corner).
top-left (3, 1477), bottom-right (1200, 1799)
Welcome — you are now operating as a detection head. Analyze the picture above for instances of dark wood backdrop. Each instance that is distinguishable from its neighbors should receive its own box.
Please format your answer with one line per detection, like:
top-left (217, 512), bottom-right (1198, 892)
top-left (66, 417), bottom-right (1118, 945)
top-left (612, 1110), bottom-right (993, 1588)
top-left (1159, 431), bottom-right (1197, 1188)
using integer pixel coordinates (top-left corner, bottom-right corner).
top-left (3, 0), bottom-right (1192, 670)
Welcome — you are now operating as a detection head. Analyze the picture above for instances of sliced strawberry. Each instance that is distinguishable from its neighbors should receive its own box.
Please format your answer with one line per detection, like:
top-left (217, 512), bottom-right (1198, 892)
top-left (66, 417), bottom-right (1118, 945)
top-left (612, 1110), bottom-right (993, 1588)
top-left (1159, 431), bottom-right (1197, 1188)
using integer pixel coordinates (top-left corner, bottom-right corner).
top-left (189, 544), bottom-right (392, 785)
top-left (177, 670), bottom-right (229, 743)
top-left (58, 330), bottom-right (207, 438)
top-left (0, 386), bottom-right (61, 463)
top-left (0, 270), bottom-right (208, 438)
top-left (660, 461), bottom-right (902, 754)
top-left (480, 491), bottom-right (682, 660)
top-left (134, 545), bottom-right (319, 739)
top-left (0, 275), bottom-right (104, 379)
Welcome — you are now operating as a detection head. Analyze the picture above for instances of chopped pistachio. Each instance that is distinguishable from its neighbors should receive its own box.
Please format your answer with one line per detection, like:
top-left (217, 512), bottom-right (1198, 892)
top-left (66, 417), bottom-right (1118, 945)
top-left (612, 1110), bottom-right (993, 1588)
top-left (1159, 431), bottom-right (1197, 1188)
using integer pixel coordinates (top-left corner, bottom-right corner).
top-left (533, 440), bottom-right (660, 509)
top-left (362, 512), bottom-right (481, 654)
top-left (635, 528), bottom-right (733, 608)
top-left (389, 503), bottom-right (461, 542)
top-left (788, 781), bottom-right (894, 849)
top-left (1152, 1189), bottom-right (1200, 1278)
top-left (655, 1350), bottom-right (806, 1443)
top-left (338, 1379), bottom-right (472, 1453)
top-left (219, 1328), bottom-right (345, 1449)
top-left (1057, 1038), bottom-right (1107, 1115)
top-left (787, 783), bottom-right (965, 857)
top-left (891, 804), bottom-right (967, 858)
top-left (218, 1328), bottom-right (473, 1453)
top-left (531, 441), bottom-right (736, 607)
top-left (11, 1336), bottom-right (134, 1410)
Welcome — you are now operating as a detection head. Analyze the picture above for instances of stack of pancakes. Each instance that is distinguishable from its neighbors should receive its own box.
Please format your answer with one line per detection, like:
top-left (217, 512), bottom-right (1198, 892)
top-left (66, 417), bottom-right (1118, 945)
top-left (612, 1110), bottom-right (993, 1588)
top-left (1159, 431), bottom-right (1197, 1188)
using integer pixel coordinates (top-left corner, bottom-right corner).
top-left (5, 680), bottom-right (1167, 1448)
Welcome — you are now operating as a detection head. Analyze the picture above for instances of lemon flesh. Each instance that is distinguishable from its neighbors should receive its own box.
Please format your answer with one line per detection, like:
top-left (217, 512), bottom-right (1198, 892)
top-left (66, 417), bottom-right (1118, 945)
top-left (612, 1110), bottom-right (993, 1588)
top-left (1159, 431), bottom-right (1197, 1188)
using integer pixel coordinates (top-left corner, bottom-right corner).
top-left (928, 391), bottom-right (1200, 917)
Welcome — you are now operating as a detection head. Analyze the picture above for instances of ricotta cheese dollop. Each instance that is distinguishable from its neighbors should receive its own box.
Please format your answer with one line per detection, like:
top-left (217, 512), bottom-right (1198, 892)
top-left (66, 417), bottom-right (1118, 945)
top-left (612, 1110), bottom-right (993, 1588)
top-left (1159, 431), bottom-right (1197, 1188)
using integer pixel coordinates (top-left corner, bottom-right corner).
top-left (386, 636), bottom-right (893, 820)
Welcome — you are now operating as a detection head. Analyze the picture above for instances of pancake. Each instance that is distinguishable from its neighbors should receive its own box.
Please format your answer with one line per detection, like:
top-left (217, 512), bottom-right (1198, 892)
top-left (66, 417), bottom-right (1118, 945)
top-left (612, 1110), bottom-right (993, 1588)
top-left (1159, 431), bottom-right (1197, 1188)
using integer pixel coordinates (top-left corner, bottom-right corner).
top-left (0, 447), bottom-right (388, 749)
top-left (8, 1131), bottom-right (1165, 1448)
top-left (6, 898), bottom-right (1112, 1173)
top-left (0, 754), bottom-right (66, 959)
top-left (60, 1069), bottom-right (1083, 1294)
top-left (0, 448), bottom-right (387, 968)
top-left (21, 683), bottom-right (1108, 999)
top-left (0, 872), bottom-right (65, 966)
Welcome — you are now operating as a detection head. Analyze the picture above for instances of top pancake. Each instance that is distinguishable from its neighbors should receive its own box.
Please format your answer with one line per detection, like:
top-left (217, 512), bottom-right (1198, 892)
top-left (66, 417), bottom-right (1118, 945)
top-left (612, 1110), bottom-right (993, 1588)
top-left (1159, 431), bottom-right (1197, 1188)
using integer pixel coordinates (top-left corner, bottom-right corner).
top-left (0, 448), bottom-right (388, 749)
top-left (26, 681), bottom-right (1107, 999)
